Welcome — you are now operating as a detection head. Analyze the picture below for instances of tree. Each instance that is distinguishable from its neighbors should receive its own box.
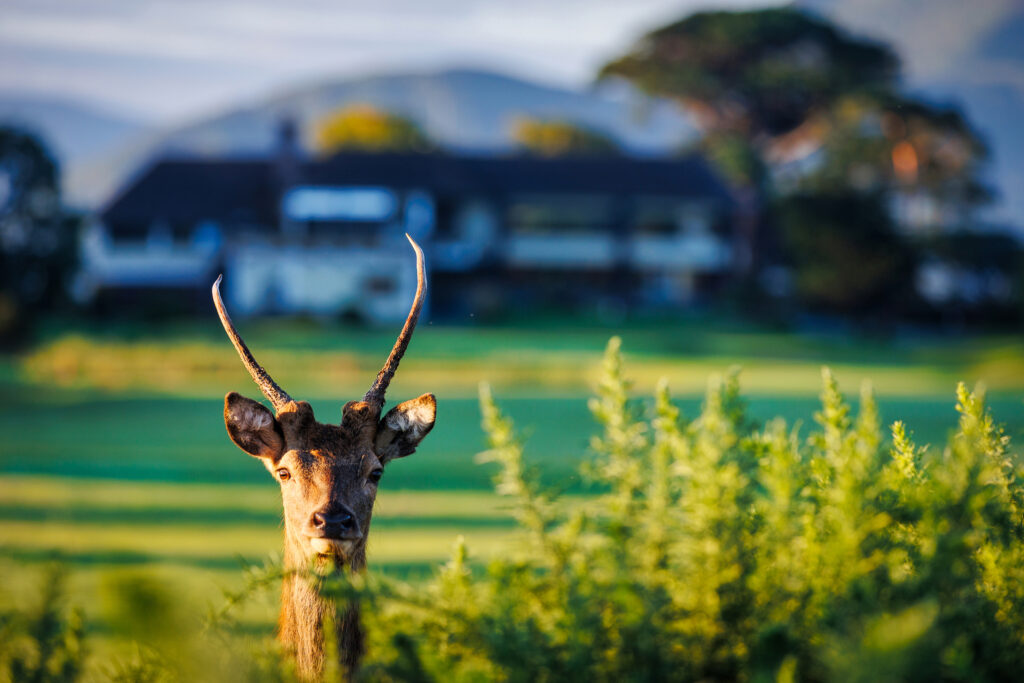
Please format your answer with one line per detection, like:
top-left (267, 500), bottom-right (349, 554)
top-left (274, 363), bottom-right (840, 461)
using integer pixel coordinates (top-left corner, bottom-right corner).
top-left (784, 93), bottom-right (988, 201)
top-left (511, 117), bottom-right (620, 157)
top-left (313, 105), bottom-right (431, 154)
top-left (0, 127), bottom-right (78, 344)
top-left (775, 192), bottom-right (913, 313)
top-left (600, 8), bottom-right (897, 140)
top-left (600, 7), bottom-right (990, 205)
top-left (600, 8), bottom-right (993, 318)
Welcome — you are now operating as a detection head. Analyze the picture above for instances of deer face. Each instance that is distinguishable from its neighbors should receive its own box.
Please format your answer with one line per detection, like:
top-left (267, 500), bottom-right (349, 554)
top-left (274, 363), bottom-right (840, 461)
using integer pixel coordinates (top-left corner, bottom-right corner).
top-left (223, 393), bottom-right (434, 563)
top-left (214, 235), bottom-right (435, 566)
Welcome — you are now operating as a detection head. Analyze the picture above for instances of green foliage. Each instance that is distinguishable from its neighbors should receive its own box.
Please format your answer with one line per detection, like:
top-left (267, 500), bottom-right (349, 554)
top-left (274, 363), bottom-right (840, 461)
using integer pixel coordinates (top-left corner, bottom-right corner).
top-left (511, 118), bottom-right (620, 157)
top-left (775, 192), bottom-right (913, 312)
top-left (698, 132), bottom-right (767, 190)
top-left (0, 127), bottom-right (79, 345)
top-left (334, 338), bottom-right (1024, 681)
top-left (599, 8), bottom-right (897, 137)
top-left (599, 7), bottom-right (997, 320)
top-left (102, 645), bottom-right (173, 683)
top-left (0, 567), bottom-right (85, 683)
top-left (313, 105), bottom-right (431, 155)
top-left (795, 95), bottom-right (990, 205)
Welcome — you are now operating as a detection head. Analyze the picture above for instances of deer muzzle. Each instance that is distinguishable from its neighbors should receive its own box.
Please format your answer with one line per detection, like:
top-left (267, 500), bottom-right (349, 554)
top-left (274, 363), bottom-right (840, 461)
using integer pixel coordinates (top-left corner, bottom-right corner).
top-left (309, 537), bottom-right (360, 557)
top-left (308, 508), bottom-right (362, 556)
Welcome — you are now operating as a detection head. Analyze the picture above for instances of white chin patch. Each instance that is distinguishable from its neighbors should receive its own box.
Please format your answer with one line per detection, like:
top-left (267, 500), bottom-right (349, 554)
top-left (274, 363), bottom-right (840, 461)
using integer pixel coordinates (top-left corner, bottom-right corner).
top-left (309, 538), bottom-right (355, 557)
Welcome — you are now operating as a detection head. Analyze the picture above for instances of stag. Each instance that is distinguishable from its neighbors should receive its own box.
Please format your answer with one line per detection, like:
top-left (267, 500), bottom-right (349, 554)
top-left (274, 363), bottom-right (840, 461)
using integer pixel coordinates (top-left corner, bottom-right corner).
top-left (213, 236), bottom-right (436, 677)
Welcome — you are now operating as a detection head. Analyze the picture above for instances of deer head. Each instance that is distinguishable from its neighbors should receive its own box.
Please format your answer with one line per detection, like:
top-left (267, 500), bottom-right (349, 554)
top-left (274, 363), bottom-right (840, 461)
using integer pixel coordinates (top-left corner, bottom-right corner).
top-left (213, 235), bottom-right (435, 569)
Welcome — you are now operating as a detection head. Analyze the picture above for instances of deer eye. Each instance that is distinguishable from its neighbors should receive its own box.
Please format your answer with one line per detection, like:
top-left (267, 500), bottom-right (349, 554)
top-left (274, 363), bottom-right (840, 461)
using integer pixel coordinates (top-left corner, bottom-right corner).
top-left (276, 468), bottom-right (291, 482)
top-left (368, 468), bottom-right (383, 484)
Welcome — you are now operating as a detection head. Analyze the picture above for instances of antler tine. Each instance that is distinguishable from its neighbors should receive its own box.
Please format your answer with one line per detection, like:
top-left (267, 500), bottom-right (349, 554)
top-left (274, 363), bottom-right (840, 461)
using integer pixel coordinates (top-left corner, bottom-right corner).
top-left (363, 234), bottom-right (426, 411)
top-left (212, 275), bottom-right (294, 413)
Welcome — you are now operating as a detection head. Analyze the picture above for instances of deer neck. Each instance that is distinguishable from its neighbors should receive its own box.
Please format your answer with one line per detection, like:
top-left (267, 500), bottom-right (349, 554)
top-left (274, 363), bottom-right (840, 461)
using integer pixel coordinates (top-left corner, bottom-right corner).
top-left (280, 531), bottom-right (366, 678)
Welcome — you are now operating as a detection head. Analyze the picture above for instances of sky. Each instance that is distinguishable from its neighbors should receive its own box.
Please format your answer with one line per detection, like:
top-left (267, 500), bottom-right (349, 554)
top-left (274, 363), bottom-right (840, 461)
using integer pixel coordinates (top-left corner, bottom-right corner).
top-left (0, 0), bottom-right (774, 125)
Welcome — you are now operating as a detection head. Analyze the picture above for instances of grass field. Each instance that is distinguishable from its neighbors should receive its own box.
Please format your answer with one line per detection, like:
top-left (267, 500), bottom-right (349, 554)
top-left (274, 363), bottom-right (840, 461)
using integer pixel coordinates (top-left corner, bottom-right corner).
top-left (1, 322), bottom-right (1023, 671)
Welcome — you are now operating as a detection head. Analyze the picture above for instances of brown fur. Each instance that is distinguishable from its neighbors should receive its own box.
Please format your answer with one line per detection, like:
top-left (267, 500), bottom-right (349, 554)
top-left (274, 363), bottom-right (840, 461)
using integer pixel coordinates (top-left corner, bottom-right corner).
top-left (223, 393), bottom-right (436, 678)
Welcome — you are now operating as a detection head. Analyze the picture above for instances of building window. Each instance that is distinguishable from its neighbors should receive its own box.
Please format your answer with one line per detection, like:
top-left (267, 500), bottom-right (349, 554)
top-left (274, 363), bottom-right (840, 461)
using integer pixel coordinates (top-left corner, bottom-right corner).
top-left (366, 275), bottom-right (397, 294)
top-left (507, 195), bottom-right (611, 234)
top-left (146, 220), bottom-right (174, 250)
top-left (282, 186), bottom-right (398, 222)
top-left (454, 201), bottom-right (498, 243)
top-left (108, 221), bottom-right (149, 245)
top-left (633, 199), bottom-right (683, 236)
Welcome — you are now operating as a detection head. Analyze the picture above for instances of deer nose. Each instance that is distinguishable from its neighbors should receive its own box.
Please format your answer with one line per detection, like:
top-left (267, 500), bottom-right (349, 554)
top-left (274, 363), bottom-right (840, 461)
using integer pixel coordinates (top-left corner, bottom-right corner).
top-left (312, 509), bottom-right (359, 538)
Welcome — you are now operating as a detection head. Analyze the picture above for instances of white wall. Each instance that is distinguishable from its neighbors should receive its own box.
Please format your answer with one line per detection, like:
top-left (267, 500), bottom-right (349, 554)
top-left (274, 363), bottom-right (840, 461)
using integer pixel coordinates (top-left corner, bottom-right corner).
top-left (227, 245), bottom-right (421, 323)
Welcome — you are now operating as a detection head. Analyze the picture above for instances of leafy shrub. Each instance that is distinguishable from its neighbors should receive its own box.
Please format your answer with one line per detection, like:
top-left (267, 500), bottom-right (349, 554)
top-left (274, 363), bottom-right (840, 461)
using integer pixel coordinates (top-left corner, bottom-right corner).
top-left (0, 567), bottom-right (85, 683)
top-left (318, 336), bottom-right (1024, 682)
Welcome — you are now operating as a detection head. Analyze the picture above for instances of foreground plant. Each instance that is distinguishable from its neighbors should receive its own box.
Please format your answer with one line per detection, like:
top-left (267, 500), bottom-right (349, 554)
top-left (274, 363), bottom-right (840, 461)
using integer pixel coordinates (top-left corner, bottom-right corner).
top-left (0, 568), bottom-right (85, 683)
top-left (332, 337), bottom-right (1024, 682)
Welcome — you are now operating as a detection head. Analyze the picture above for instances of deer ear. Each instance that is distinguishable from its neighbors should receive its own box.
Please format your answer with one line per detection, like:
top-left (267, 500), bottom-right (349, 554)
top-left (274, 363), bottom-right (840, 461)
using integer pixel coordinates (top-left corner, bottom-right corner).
top-left (224, 392), bottom-right (285, 460)
top-left (374, 393), bottom-right (436, 465)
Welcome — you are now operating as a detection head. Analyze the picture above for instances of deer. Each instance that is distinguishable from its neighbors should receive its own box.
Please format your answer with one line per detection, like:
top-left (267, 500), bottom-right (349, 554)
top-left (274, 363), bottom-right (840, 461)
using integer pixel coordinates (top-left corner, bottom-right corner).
top-left (212, 235), bottom-right (436, 678)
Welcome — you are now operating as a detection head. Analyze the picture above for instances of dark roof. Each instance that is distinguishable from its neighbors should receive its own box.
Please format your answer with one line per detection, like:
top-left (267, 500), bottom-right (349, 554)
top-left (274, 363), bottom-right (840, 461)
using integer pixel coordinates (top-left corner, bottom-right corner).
top-left (101, 159), bottom-right (276, 225)
top-left (314, 152), bottom-right (733, 198)
top-left (101, 152), bottom-right (733, 226)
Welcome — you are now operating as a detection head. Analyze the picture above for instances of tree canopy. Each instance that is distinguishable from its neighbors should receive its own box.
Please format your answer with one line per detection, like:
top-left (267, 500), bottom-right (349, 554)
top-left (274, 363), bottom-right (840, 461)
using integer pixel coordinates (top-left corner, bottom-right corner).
top-left (599, 7), bottom-right (998, 316)
top-left (313, 105), bottom-right (431, 155)
top-left (776, 191), bottom-right (912, 312)
top-left (0, 127), bottom-right (77, 343)
top-left (600, 8), bottom-right (898, 138)
top-left (599, 7), bottom-right (988, 205)
top-left (511, 118), bottom-right (620, 157)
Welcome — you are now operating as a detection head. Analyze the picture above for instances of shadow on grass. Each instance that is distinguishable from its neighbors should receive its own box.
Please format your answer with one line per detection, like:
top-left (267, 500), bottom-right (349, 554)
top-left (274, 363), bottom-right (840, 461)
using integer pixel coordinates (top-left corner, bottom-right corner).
top-left (0, 546), bottom-right (463, 580)
top-left (0, 545), bottom-right (265, 571)
top-left (0, 504), bottom-right (516, 529)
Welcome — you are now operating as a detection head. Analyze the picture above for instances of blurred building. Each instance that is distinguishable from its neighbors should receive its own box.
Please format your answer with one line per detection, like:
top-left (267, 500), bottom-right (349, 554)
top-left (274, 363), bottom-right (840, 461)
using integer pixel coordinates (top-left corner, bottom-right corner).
top-left (79, 124), bottom-right (736, 321)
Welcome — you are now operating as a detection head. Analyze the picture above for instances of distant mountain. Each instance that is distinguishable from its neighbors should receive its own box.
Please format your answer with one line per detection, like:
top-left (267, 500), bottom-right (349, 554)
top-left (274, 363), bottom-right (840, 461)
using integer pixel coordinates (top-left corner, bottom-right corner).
top-left (801, 0), bottom-right (1024, 230)
top-left (0, 94), bottom-right (149, 171)
top-left (161, 69), bottom-right (695, 155)
top-left (68, 69), bottom-right (696, 209)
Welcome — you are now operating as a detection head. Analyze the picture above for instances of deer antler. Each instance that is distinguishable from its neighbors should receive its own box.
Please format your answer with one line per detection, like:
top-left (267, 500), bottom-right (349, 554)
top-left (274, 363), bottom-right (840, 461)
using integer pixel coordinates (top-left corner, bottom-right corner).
top-left (213, 275), bottom-right (294, 413)
top-left (363, 234), bottom-right (426, 411)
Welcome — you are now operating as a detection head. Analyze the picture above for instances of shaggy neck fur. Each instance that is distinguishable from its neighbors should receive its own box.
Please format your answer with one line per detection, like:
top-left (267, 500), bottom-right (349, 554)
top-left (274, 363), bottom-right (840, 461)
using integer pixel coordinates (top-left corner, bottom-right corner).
top-left (280, 530), bottom-right (366, 678)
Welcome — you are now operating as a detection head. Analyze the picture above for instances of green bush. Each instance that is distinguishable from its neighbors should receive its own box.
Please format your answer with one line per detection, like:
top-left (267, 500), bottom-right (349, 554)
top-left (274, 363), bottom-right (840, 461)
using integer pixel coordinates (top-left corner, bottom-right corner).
top-left (0, 567), bottom-right (85, 683)
top-left (322, 336), bottom-right (1024, 682)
